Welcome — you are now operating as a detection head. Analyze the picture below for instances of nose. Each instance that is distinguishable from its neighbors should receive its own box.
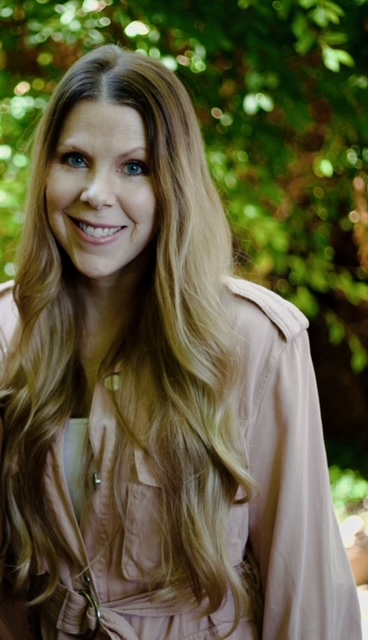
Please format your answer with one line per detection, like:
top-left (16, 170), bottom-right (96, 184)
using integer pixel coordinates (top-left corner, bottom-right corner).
top-left (80, 172), bottom-right (116, 210)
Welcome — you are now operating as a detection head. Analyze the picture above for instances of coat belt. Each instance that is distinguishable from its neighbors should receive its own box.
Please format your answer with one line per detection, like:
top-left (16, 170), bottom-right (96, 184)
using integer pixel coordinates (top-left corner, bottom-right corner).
top-left (40, 583), bottom-right (196, 639)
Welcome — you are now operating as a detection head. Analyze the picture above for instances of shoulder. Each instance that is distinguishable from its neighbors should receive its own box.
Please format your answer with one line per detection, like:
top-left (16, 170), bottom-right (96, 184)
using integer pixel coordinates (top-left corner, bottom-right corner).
top-left (224, 276), bottom-right (311, 425)
top-left (225, 275), bottom-right (308, 343)
top-left (0, 280), bottom-right (18, 349)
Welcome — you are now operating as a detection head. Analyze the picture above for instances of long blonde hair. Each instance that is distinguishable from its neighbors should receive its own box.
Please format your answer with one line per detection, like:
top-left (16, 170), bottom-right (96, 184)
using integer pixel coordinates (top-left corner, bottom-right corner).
top-left (1, 45), bottom-right (256, 632)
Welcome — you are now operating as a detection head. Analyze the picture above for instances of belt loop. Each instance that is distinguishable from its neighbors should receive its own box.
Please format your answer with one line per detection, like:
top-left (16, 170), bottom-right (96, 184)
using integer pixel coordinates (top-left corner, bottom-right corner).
top-left (77, 575), bottom-right (101, 640)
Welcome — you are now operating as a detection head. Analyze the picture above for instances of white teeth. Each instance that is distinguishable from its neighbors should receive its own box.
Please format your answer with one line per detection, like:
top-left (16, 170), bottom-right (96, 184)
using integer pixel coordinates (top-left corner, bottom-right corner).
top-left (78, 222), bottom-right (122, 238)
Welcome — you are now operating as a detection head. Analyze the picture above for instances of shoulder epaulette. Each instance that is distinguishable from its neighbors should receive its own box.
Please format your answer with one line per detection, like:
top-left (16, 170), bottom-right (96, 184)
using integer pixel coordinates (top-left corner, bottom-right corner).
top-left (225, 276), bottom-right (309, 341)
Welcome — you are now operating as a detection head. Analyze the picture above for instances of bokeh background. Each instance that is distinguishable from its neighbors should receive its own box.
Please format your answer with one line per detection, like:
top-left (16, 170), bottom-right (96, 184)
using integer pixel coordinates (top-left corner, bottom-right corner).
top-left (1, 0), bottom-right (368, 515)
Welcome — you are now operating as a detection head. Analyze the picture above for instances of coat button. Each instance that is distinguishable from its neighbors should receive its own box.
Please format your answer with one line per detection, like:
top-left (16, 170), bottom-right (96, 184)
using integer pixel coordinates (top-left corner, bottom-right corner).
top-left (92, 472), bottom-right (101, 489)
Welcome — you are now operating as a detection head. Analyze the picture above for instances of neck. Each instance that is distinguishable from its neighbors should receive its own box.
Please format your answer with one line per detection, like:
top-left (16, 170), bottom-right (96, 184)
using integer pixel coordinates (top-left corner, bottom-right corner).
top-left (73, 250), bottom-right (154, 399)
top-left (76, 246), bottom-right (154, 331)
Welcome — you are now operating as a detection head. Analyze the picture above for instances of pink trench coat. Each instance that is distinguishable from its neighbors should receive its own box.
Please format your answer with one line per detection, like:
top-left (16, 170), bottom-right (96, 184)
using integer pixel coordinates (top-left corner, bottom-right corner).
top-left (0, 277), bottom-right (362, 640)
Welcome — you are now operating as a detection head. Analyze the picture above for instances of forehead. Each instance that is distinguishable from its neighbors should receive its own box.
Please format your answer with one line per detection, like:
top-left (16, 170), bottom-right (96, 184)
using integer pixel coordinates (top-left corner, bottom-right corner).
top-left (57, 100), bottom-right (148, 149)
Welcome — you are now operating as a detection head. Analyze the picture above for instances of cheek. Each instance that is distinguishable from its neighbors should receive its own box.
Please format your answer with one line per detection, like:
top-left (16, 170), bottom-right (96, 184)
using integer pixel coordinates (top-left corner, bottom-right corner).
top-left (45, 186), bottom-right (58, 232)
top-left (126, 187), bottom-right (156, 225)
top-left (46, 169), bottom-right (75, 211)
top-left (45, 178), bottom-right (70, 218)
top-left (45, 173), bottom-right (59, 213)
top-left (45, 181), bottom-right (66, 241)
top-left (142, 187), bottom-right (157, 220)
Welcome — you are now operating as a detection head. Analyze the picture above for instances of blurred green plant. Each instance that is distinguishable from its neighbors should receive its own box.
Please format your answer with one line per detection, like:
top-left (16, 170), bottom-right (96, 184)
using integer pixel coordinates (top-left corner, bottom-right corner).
top-left (1, 0), bottom-right (368, 371)
top-left (330, 465), bottom-right (368, 521)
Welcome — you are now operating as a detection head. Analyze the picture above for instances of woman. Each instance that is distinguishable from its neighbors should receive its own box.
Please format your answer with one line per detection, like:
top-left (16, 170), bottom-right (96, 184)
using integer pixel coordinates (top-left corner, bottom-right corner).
top-left (0, 44), bottom-right (361, 639)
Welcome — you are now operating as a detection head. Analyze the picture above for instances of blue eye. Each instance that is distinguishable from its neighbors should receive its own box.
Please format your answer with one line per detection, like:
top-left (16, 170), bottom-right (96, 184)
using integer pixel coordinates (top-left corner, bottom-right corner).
top-left (64, 153), bottom-right (87, 168)
top-left (126, 161), bottom-right (145, 176)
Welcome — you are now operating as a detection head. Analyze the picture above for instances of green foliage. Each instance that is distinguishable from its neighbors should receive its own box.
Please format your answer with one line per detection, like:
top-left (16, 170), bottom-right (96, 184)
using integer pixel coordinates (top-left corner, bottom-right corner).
top-left (330, 464), bottom-right (368, 520)
top-left (1, 0), bottom-right (368, 368)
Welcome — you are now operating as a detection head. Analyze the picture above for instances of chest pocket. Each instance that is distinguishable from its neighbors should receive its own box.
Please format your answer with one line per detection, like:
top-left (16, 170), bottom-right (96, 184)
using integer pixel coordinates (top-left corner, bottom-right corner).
top-left (121, 448), bottom-right (250, 583)
top-left (121, 448), bottom-right (164, 583)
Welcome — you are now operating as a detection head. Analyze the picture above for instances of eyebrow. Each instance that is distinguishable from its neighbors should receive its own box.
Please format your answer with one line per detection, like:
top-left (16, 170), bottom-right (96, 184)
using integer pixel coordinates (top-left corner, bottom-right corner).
top-left (57, 143), bottom-right (148, 159)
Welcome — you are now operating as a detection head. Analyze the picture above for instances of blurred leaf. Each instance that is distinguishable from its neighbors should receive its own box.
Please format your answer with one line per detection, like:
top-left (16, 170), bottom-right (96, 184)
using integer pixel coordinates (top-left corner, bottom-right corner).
top-left (330, 465), bottom-right (368, 519)
top-left (322, 45), bottom-right (354, 71)
top-left (292, 13), bottom-right (315, 54)
top-left (349, 335), bottom-right (368, 373)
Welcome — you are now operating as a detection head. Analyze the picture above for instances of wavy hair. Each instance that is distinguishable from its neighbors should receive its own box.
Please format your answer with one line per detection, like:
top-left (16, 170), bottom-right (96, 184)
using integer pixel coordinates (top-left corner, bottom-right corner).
top-left (0, 45), bottom-right (256, 635)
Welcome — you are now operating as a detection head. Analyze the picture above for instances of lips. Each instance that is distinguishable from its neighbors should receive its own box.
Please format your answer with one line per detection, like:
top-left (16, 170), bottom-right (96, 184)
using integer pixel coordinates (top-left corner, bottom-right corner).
top-left (78, 221), bottom-right (123, 238)
top-left (70, 216), bottom-right (125, 239)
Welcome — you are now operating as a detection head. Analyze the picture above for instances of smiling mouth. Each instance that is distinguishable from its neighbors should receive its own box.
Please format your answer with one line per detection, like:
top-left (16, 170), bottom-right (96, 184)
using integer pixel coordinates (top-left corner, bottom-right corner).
top-left (76, 220), bottom-right (125, 239)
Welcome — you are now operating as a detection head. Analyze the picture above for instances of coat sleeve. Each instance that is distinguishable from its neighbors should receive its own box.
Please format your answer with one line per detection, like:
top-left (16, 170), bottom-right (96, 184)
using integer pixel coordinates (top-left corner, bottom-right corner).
top-left (0, 418), bottom-right (35, 640)
top-left (247, 329), bottom-right (362, 640)
top-left (0, 286), bottom-right (36, 639)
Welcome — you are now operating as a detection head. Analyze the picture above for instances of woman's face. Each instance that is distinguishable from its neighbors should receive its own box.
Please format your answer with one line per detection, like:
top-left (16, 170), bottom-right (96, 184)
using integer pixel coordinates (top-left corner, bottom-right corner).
top-left (46, 100), bottom-right (156, 284)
